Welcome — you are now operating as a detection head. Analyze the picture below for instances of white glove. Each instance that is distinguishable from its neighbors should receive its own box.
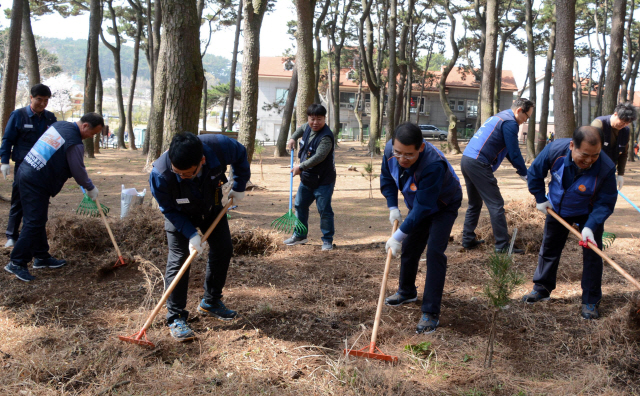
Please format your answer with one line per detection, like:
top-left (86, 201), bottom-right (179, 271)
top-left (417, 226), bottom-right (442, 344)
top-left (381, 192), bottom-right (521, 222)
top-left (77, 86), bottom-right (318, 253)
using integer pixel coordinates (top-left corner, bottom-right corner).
top-left (389, 208), bottom-right (402, 227)
top-left (87, 186), bottom-right (99, 200)
top-left (617, 175), bottom-right (624, 190)
top-left (1, 164), bottom-right (10, 179)
top-left (581, 227), bottom-right (596, 246)
top-left (189, 234), bottom-right (203, 255)
top-left (385, 236), bottom-right (402, 258)
top-left (228, 189), bottom-right (245, 203)
top-left (520, 175), bottom-right (528, 182)
top-left (536, 200), bottom-right (553, 215)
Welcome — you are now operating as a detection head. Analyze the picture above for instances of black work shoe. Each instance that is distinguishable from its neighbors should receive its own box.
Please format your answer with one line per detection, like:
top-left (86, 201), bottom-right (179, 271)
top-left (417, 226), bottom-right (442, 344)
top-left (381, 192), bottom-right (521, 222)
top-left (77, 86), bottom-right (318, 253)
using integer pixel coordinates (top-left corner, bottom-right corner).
top-left (4, 262), bottom-right (35, 282)
top-left (521, 290), bottom-right (550, 304)
top-left (581, 303), bottom-right (599, 320)
top-left (384, 292), bottom-right (418, 306)
top-left (462, 239), bottom-right (485, 249)
top-left (495, 246), bottom-right (524, 254)
top-left (416, 313), bottom-right (439, 334)
top-left (198, 299), bottom-right (238, 321)
top-left (33, 257), bottom-right (67, 269)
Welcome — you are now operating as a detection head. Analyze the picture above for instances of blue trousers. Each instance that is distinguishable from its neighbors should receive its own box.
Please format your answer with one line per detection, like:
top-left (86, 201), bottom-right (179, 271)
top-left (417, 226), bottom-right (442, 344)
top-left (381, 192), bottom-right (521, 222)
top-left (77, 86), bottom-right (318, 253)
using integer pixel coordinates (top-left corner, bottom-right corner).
top-left (164, 213), bottom-right (233, 324)
top-left (10, 177), bottom-right (52, 267)
top-left (397, 201), bottom-right (460, 314)
top-left (294, 181), bottom-right (335, 243)
top-left (532, 214), bottom-right (604, 305)
top-left (6, 160), bottom-right (23, 240)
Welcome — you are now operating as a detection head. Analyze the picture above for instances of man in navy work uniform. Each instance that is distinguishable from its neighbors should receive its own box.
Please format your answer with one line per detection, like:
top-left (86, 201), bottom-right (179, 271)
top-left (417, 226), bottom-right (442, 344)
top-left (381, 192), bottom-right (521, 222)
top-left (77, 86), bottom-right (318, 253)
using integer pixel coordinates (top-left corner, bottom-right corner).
top-left (461, 98), bottom-right (534, 254)
top-left (522, 126), bottom-right (617, 320)
top-left (0, 84), bottom-right (57, 248)
top-left (149, 132), bottom-right (250, 342)
top-left (590, 101), bottom-right (637, 191)
top-left (4, 113), bottom-right (103, 282)
top-left (284, 104), bottom-right (336, 251)
top-left (380, 123), bottom-right (463, 334)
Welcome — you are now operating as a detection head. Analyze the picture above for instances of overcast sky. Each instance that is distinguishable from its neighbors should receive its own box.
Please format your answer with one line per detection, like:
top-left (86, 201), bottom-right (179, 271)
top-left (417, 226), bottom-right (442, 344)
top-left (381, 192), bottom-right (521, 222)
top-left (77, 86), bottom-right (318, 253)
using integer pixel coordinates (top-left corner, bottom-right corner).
top-left (1, 1), bottom-right (616, 93)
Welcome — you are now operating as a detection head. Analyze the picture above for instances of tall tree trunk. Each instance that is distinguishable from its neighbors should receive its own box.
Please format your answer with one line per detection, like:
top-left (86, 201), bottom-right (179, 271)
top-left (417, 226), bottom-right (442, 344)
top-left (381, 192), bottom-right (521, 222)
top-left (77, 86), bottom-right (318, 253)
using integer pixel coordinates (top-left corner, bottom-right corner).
top-left (145, 30), bottom-right (169, 165)
top-left (22, 0), bottom-right (40, 86)
top-left (603, 0), bottom-right (627, 115)
top-left (227, 0), bottom-right (243, 131)
top-left (355, 64), bottom-right (364, 141)
top-left (554, 0), bottom-right (576, 138)
top-left (100, 0), bottom-right (126, 149)
top-left (238, 0), bottom-right (269, 163)
top-left (159, 0), bottom-right (204, 151)
top-left (96, 67), bottom-right (104, 151)
top-left (386, 0), bottom-right (398, 140)
top-left (440, 0), bottom-right (461, 154)
top-left (537, 5), bottom-right (555, 155)
top-left (142, 0), bottom-right (155, 155)
top-left (395, 0), bottom-right (416, 126)
top-left (524, 0), bottom-right (536, 161)
top-left (0, 0), bottom-right (24, 134)
top-left (574, 59), bottom-right (582, 127)
top-left (594, 0), bottom-right (608, 117)
top-left (480, 0), bottom-right (498, 124)
top-left (619, 0), bottom-right (635, 102)
top-left (126, 0), bottom-right (143, 151)
top-left (275, 66), bottom-right (298, 157)
top-left (494, 19), bottom-right (523, 115)
top-left (83, 0), bottom-right (101, 158)
top-left (314, 0), bottom-right (331, 104)
top-left (204, 79), bottom-right (210, 131)
top-left (359, 0), bottom-right (382, 154)
top-left (587, 33), bottom-right (594, 122)
top-left (295, 0), bottom-right (316, 130)
top-left (329, 0), bottom-right (354, 141)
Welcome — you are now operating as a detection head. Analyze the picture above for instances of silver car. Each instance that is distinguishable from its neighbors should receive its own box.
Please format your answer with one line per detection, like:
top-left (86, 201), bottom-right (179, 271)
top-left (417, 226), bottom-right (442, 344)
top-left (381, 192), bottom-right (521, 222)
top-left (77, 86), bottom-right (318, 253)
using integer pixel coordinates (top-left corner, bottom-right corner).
top-left (419, 125), bottom-right (448, 140)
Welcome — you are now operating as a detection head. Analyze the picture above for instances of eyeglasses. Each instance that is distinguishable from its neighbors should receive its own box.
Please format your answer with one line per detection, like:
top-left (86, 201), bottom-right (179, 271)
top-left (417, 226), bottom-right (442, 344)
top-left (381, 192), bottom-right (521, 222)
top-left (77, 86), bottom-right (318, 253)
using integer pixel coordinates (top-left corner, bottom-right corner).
top-left (171, 163), bottom-right (202, 179)
top-left (392, 151), bottom-right (417, 160)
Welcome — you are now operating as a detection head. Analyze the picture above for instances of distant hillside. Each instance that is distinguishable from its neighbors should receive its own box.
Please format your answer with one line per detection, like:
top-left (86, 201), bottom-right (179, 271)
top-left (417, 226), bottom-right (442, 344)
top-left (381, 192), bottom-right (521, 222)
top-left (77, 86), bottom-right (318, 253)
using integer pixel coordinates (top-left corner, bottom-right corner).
top-left (38, 37), bottom-right (239, 84)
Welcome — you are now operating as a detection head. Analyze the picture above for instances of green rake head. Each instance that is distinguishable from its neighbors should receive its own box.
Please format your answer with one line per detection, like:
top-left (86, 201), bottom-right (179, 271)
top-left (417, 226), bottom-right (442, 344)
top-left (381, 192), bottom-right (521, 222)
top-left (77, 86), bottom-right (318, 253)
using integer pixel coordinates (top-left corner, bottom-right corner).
top-left (602, 231), bottom-right (616, 250)
top-left (76, 192), bottom-right (109, 217)
top-left (271, 209), bottom-right (307, 235)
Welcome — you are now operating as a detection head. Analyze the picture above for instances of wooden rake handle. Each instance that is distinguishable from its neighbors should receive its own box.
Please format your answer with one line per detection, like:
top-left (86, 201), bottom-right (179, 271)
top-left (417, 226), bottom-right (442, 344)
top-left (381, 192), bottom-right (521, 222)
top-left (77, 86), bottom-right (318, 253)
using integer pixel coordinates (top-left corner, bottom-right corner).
top-left (370, 220), bottom-right (399, 352)
top-left (95, 197), bottom-right (122, 258)
top-left (546, 208), bottom-right (640, 292)
top-left (137, 198), bottom-right (234, 333)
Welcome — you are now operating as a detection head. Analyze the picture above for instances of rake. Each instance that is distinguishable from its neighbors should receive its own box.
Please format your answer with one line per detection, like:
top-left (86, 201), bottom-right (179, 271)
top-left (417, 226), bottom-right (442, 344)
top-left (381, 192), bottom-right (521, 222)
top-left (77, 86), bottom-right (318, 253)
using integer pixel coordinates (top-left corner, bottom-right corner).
top-left (547, 208), bottom-right (640, 292)
top-left (118, 199), bottom-right (234, 348)
top-left (270, 149), bottom-right (307, 236)
top-left (76, 187), bottom-right (126, 268)
top-left (344, 220), bottom-right (400, 363)
top-left (76, 186), bottom-right (109, 217)
top-left (618, 190), bottom-right (640, 216)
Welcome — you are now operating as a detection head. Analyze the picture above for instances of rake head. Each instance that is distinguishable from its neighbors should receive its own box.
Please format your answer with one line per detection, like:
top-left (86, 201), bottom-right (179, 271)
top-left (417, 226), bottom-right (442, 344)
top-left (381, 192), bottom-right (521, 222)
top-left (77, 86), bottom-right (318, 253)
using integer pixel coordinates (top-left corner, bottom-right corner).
top-left (118, 329), bottom-right (155, 348)
top-left (344, 342), bottom-right (398, 363)
top-left (602, 231), bottom-right (616, 250)
top-left (270, 210), bottom-right (307, 235)
top-left (76, 193), bottom-right (110, 217)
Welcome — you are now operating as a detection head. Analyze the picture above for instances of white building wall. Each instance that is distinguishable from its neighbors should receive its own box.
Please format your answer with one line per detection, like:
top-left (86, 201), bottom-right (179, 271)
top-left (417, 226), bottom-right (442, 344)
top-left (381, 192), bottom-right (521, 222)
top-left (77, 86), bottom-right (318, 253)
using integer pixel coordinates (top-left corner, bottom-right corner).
top-left (256, 76), bottom-right (292, 143)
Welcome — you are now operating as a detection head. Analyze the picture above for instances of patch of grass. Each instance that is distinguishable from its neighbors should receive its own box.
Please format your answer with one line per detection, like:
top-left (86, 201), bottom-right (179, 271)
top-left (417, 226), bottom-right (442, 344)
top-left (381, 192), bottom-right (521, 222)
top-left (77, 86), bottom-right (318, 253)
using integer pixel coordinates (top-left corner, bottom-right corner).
top-left (404, 341), bottom-right (433, 358)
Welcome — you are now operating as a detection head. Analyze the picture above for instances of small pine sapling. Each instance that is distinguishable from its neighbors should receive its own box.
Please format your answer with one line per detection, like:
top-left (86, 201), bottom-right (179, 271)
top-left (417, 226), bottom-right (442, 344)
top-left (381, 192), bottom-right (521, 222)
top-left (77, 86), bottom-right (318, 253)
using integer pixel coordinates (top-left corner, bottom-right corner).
top-left (254, 140), bottom-right (265, 181)
top-left (361, 153), bottom-right (378, 198)
top-left (483, 252), bottom-right (524, 368)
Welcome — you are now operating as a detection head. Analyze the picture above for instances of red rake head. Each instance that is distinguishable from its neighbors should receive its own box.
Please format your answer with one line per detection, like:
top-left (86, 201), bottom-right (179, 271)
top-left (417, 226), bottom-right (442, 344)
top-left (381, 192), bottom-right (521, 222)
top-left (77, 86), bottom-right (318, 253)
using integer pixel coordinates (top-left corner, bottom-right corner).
top-left (344, 343), bottom-right (399, 363)
top-left (118, 330), bottom-right (155, 348)
top-left (113, 256), bottom-right (127, 268)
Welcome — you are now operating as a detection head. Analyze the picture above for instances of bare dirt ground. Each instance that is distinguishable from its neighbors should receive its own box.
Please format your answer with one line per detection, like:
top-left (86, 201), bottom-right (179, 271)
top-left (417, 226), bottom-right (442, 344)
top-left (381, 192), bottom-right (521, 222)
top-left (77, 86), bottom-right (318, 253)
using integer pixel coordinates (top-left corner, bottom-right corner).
top-left (1, 141), bottom-right (640, 395)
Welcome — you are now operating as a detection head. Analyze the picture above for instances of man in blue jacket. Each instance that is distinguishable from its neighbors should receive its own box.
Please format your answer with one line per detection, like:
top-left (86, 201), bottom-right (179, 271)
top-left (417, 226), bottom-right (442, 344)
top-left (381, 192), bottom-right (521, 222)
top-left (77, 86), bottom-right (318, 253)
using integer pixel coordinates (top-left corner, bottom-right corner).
top-left (284, 104), bottom-right (336, 251)
top-left (590, 101), bottom-right (637, 190)
top-left (0, 84), bottom-right (57, 248)
top-left (380, 123), bottom-right (462, 334)
top-left (149, 132), bottom-right (250, 342)
top-left (522, 126), bottom-right (617, 320)
top-left (4, 113), bottom-right (103, 282)
top-left (461, 98), bottom-right (534, 254)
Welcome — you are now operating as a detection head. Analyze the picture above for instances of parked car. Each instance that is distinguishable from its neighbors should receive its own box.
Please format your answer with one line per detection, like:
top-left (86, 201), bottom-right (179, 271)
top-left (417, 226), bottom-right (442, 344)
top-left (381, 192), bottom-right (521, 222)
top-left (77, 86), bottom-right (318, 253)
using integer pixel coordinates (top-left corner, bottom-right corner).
top-left (418, 125), bottom-right (448, 140)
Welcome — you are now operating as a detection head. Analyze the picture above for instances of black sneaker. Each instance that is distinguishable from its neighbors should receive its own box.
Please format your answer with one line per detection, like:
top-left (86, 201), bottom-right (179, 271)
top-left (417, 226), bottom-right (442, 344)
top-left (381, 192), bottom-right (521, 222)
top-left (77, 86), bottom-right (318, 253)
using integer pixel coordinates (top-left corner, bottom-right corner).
top-left (416, 313), bottom-right (439, 334)
top-left (284, 235), bottom-right (308, 246)
top-left (495, 246), bottom-right (524, 254)
top-left (384, 292), bottom-right (418, 306)
top-left (33, 257), bottom-right (67, 269)
top-left (581, 303), bottom-right (599, 320)
top-left (462, 239), bottom-right (485, 249)
top-left (521, 290), bottom-right (550, 304)
top-left (198, 299), bottom-right (238, 321)
top-left (4, 262), bottom-right (35, 282)
top-left (168, 318), bottom-right (196, 342)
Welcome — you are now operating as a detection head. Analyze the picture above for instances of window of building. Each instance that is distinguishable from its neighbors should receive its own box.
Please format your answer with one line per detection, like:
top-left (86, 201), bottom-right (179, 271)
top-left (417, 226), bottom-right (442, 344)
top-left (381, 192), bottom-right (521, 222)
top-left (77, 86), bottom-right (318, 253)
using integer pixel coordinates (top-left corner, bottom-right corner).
top-left (549, 110), bottom-right (554, 118)
top-left (347, 70), bottom-right (356, 81)
top-left (339, 92), bottom-right (357, 108)
top-left (449, 99), bottom-right (456, 111)
top-left (457, 100), bottom-right (465, 112)
top-left (466, 100), bottom-right (478, 118)
top-left (276, 88), bottom-right (288, 104)
top-left (409, 96), bottom-right (418, 113)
